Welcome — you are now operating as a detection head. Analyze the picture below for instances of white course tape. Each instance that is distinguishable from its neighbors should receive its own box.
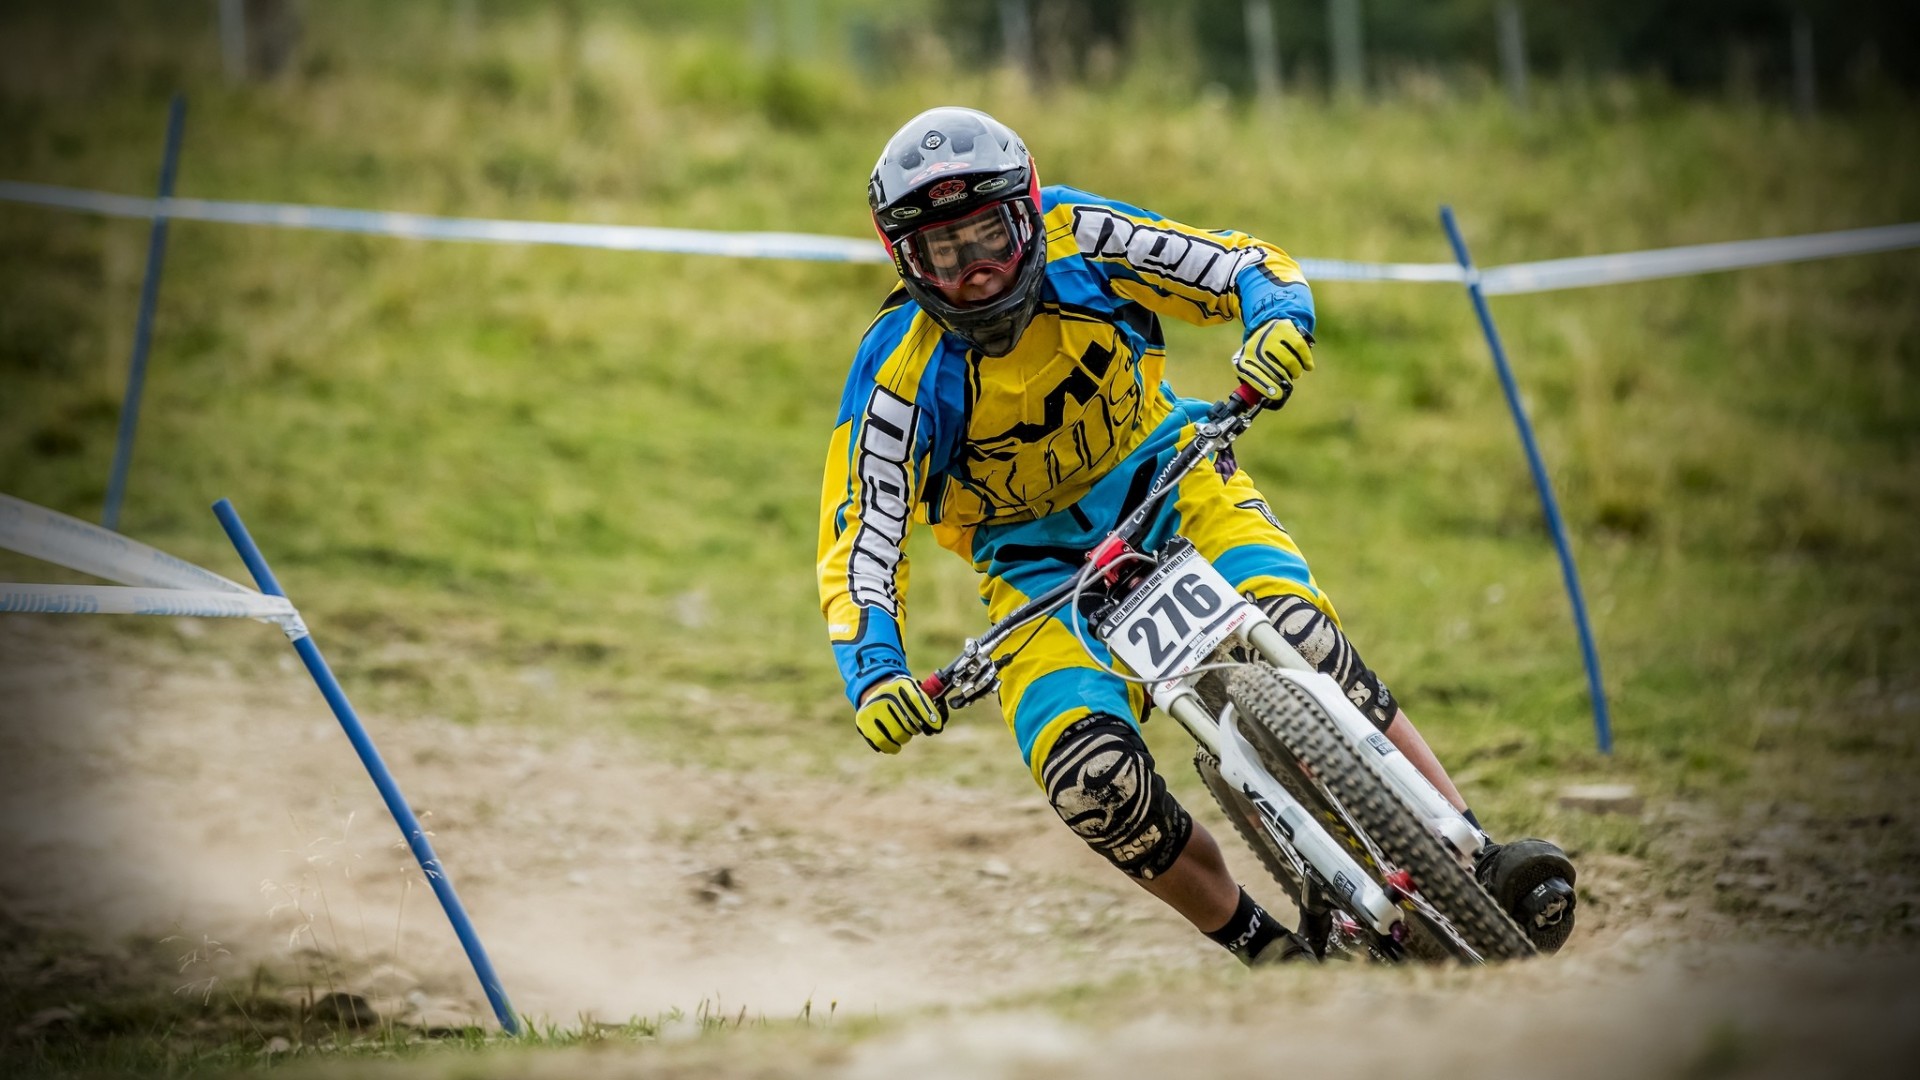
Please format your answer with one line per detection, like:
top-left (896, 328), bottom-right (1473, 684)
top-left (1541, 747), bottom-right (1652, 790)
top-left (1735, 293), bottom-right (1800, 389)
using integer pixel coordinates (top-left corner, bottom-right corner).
top-left (1298, 257), bottom-right (1464, 284)
top-left (0, 180), bottom-right (1464, 282)
top-left (0, 180), bottom-right (890, 265)
top-left (0, 583), bottom-right (296, 620)
top-left (1480, 222), bottom-right (1920, 296)
top-left (6, 178), bottom-right (1915, 290)
top-left (0, 493), bottom-right (254, 593)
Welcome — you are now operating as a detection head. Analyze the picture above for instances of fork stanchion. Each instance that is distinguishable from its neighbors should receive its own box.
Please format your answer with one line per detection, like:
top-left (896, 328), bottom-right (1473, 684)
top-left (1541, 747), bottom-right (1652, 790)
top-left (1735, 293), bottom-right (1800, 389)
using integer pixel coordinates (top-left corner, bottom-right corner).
top-left (1439, 205), bottom-right (1614, 755)
top-left (211, 498), bottom-right (522, 1034)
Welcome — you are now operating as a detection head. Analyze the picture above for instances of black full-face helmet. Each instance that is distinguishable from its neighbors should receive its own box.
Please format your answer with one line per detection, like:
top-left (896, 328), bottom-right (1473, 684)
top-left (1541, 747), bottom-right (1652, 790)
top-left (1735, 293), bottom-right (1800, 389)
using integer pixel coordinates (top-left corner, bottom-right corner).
top-left (868, 107), bottom-right (1046, 357)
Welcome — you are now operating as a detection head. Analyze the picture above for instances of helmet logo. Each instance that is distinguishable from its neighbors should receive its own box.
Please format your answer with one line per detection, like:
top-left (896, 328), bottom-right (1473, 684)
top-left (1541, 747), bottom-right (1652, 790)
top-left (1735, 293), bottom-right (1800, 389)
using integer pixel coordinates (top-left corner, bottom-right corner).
top-left (890, 206), bottom-right (923, 219)
top-left (921, 130), bottom-right (944, 150)
top-left (928, 178), bottom-right (968, 206)
top-left (973, 177), bottom-right (1010, 193)
top-left (909, 161), bottom-right (968, 185)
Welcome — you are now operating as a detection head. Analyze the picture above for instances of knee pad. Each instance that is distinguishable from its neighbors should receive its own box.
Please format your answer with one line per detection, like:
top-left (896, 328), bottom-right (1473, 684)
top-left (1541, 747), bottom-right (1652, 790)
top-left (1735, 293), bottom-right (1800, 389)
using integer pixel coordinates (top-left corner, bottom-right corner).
top-left (1256, 595), bottom-right (1399, 733)
top-left (1039, 714), bottom-right (1192, 880)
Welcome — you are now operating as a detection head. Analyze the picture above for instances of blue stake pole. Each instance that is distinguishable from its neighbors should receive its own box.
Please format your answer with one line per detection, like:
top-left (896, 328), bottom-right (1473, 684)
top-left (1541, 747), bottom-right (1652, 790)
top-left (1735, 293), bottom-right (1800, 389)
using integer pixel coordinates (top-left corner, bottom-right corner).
top-left (211, 498), bottom-right (522, 1034)
top-left (1439, 206), bottom-right (1614, 755)
top-left (103, 95), bottom-right (188, 532)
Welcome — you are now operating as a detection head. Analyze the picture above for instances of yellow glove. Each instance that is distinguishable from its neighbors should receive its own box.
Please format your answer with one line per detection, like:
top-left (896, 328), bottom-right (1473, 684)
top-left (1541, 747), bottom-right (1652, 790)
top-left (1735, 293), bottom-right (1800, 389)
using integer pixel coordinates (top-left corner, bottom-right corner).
top-left (1234, 318), bottom-right (1314, 401)
top-left (855, 674), bottom-right (947, 754)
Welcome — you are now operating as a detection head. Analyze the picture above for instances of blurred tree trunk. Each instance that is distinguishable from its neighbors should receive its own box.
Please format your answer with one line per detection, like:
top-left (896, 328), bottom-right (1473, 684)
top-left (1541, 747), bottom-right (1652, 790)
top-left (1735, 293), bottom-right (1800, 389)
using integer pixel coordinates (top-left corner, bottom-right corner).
top-left (1327, 0), bottom-right (1364, 101)
top-left (792, 0), bottom-right (819, 59)
top-left (221, 0), bottom-right (301, 81)
top-left (1245, 0), bottom-right (1281, 109)
top-left (1000, 0), bottom-right (1035, 83)
top-left (245, 0), bottom-right (301, 79)
top-left (1724, 38), bottom-right (1761, 104)
top-left (1498, 1), bottom-right (1529, 112)
top-left (1792, 10), bottom-right (1817, 116)
top-left (751, 1), bottom-right (777, 61)
top-left (553, 0), bottom-right (582, 122)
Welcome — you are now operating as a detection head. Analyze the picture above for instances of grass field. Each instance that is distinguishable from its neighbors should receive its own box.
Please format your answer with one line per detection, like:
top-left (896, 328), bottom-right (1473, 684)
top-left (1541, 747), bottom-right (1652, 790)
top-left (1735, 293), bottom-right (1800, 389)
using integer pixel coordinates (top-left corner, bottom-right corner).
top-left (2, 3), bottom-right (1918, 1076)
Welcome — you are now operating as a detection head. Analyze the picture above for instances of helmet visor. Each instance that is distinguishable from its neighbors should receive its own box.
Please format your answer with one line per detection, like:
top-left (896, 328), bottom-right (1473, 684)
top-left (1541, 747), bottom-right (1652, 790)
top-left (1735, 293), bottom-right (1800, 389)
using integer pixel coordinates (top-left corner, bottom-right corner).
top-left (899, 203), bottom-right (1031, 292)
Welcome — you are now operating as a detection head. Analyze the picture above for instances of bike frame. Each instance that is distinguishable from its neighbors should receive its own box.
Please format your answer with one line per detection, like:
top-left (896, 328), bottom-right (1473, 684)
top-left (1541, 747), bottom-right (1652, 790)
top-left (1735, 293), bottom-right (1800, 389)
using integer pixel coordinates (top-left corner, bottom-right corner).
top-left (921, 381), bottom-right (1484, 953)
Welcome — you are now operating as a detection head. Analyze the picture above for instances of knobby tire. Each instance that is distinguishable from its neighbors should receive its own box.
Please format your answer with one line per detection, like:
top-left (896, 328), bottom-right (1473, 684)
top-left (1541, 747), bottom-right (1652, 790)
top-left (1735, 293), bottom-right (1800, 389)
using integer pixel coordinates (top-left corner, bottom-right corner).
top-left (1224, 663), bottom-right (1534, 963)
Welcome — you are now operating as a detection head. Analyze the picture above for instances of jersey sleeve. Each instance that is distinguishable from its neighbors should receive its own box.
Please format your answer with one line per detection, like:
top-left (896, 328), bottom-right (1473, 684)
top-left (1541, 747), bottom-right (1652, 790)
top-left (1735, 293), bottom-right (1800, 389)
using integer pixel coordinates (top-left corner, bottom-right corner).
top-left (817, 300), bottom-right (951, 707)
top-left (1050, 186), bottom-right (1314, 338)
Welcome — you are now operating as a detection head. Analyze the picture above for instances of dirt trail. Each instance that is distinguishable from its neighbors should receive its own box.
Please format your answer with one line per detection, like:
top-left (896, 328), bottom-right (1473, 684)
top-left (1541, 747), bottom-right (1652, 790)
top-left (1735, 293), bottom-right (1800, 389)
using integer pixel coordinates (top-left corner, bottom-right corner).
top-left (4, 621), bottom-right (1917, 1079)
top-left (0, 622), bottom-right (1210, 1026)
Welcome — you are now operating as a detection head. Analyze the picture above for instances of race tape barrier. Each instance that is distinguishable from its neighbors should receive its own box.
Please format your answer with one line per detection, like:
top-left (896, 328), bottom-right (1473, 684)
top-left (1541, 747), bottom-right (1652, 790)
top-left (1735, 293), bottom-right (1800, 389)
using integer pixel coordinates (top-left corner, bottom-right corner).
top-left (1477, 221), bottom-right (1920, 295)
top-left (0, 492), bottom-right (520, 1033)
top-left (1, 492), bottom-right (256, 595)
top-left (0, 178), bottom-right (1460, 283)
top-left (4, 178), bottom-right (1918, 287)
top-left (0, 180), bottom-right (889, 265)
top-left (0, 582), bottom-right (297, 620)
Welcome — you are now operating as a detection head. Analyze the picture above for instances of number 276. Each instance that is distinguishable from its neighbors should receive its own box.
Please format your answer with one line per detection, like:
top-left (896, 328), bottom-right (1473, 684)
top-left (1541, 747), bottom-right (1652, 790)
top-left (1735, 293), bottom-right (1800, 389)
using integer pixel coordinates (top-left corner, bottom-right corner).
top-left (1125, 573), bottom-right (1223, 667)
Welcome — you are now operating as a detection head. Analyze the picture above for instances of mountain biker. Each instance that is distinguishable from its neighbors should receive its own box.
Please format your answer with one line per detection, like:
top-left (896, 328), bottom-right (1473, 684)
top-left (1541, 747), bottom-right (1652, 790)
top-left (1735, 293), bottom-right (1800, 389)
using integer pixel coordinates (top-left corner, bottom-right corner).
top-left (817, 106), bottom-right (1576, 965)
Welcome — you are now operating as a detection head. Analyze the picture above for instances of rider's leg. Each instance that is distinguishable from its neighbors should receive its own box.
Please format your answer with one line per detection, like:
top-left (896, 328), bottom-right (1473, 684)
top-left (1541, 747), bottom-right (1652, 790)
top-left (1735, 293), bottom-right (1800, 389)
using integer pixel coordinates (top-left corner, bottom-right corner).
top-left (1033, 711), bottom-right (1311, 965)
top-left (1133, 815), bottom-right (1236, 929)
top-left (1137, 820), bottom-right (1309, 964)
top-left (1382, 709), bottom-right (1468, 813)
top-left (1255, 593), bottom-right (1469, 808)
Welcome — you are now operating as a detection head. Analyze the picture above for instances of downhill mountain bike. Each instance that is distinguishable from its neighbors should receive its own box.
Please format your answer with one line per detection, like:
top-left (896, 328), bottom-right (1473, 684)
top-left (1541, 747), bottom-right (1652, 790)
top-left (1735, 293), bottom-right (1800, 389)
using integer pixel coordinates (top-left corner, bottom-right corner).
top-left (920, 378), bottom-right (1534, 963)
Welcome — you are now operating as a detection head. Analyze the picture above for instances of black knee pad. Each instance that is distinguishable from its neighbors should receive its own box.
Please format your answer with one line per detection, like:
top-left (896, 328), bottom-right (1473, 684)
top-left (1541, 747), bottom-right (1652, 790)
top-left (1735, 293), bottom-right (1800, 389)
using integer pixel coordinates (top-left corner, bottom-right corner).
top-left (1039, 714), bottom-right (1193, 880)
top-left (1255, 595), bottom-right (1399, 734)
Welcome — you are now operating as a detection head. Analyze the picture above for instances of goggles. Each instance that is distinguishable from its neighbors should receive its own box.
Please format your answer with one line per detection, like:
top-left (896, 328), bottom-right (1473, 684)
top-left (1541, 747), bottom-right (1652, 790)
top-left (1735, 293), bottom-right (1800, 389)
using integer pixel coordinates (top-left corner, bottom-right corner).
top-left (898, 202), bottom-right (1033, 292)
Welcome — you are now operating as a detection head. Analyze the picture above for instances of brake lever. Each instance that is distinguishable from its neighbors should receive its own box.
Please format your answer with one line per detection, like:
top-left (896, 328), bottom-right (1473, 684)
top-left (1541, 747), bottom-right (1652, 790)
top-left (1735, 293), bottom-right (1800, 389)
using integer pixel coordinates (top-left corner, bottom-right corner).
top-left (921, 641), bottom-right (1002, 711)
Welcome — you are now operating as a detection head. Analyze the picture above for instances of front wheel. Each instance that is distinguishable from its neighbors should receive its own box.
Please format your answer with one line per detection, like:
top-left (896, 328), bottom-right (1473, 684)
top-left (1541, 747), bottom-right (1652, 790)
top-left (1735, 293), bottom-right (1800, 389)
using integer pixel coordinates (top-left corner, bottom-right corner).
top-left (1226, 664), bottom-right (1534, 963)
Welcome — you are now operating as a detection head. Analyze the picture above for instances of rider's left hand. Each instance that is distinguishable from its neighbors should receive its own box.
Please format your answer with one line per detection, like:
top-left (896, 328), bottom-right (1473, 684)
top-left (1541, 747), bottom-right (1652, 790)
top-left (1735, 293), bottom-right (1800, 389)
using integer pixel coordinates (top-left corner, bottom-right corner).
top-left (854, 674), bottom-right (947, 754)
top-left (1234, 318), bottom-right (1314, 401)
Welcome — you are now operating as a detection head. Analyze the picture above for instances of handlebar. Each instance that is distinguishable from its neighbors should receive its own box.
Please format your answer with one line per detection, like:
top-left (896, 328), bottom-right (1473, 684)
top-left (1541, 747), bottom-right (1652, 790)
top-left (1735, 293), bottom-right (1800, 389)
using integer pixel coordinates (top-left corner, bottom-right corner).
top-left (1226, 379), bottom-right (1267, 416)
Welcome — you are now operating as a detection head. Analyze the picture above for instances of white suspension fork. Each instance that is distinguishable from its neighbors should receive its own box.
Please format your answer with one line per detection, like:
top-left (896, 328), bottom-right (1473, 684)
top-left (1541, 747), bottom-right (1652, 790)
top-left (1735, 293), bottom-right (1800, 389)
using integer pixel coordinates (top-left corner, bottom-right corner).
top-left (1241, 620), bottom-right (1482, 863)
top-left (1165, 691), bottom-right (1404, 936)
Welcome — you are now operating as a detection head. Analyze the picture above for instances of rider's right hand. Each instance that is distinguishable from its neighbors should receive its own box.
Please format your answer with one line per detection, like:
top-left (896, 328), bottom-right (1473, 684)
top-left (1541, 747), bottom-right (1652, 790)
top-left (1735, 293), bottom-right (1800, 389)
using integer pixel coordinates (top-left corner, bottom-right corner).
top-left (855, 675), bottom-right (947, 754)
top-left (1233, 317), bottom-right (1313, 402)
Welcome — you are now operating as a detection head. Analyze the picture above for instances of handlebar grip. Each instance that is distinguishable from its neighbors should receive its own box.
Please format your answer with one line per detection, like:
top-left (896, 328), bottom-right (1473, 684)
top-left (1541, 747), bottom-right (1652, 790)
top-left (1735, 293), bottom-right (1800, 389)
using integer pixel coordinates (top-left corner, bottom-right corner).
top-left (1213, 381), bottom-right (1269, 421)
top-left (920, 672), bottom-right (948, 698)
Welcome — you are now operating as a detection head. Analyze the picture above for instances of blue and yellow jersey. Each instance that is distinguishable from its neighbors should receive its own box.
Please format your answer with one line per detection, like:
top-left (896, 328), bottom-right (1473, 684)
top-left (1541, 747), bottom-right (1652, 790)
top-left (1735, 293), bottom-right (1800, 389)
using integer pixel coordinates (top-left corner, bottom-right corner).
top-left (817, 185), bottom-right (1314, 704)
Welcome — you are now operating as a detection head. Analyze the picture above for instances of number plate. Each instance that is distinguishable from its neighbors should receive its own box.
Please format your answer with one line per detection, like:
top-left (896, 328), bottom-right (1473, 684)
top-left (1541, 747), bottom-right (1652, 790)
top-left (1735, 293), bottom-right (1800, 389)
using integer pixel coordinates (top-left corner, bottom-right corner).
top-left (1096, 542), bottom-right (1254, 686)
